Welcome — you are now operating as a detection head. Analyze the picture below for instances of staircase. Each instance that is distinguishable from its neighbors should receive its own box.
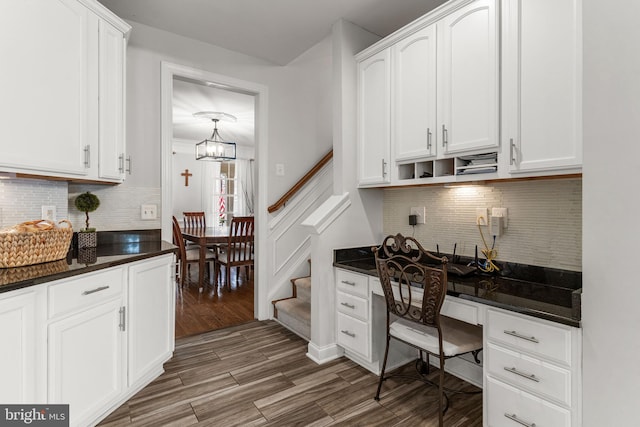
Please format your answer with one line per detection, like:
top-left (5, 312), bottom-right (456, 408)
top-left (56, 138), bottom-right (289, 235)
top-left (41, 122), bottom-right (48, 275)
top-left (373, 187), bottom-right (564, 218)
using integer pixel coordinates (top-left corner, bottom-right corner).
top-left (273, 275), bottom-right (311, 340)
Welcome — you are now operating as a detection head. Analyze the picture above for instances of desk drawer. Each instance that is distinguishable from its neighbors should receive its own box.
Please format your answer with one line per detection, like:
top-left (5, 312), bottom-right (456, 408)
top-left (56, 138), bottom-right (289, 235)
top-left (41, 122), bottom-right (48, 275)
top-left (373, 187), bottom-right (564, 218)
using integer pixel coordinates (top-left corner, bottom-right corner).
top-left (336, 269), bottom-right (368, 298)
top-left (487, 308), bottom-right (572, 366)
top-left (337, 291), bottom-right (368, 321)
top-left (487, 342), bottom-right (571, 406)
top-left (486, 376), bottom-right (570, 427)
top-left (337, 312), bottom-right (369, 360)
top-left (442, 296), bottom-right (480, 325)
top-left (48, 268), bottom-right (124, 319)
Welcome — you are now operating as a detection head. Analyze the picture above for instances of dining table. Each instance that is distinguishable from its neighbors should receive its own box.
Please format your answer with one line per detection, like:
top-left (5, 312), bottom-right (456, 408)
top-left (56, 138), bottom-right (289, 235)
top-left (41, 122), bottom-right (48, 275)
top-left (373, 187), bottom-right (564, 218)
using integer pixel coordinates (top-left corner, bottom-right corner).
top-left (181, 226), bottom-right (229, 289)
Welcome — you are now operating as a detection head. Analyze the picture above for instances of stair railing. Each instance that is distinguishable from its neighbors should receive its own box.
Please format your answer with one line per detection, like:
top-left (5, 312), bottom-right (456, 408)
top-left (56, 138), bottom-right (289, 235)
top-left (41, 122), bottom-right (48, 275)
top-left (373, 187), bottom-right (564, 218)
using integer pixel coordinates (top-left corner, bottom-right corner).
top-left (267, 150), bottom-right (333, 213)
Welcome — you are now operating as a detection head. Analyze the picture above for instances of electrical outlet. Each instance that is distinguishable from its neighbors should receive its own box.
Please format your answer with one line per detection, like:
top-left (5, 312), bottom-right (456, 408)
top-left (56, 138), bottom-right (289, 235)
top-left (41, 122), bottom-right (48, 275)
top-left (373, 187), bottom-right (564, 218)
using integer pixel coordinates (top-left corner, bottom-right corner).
top-left (275, 163), bottom-right (285, 176)
top-left (141, 204), bottom-right (157, 220)
top-left (41, 205), bottom-right (56, 222)
top-left (491, 207), bottom-right (508, 228)
top-left (410, 207), bottom-right (426, 224)
top-left (475, 208), bottom-right (488, 226)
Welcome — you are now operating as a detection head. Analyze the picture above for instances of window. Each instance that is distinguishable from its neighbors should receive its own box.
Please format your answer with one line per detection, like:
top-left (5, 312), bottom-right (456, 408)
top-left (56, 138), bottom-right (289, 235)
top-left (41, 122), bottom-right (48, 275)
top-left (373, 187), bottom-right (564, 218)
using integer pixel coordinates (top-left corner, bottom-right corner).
top-left (213, 161), bottom-right (235, 225)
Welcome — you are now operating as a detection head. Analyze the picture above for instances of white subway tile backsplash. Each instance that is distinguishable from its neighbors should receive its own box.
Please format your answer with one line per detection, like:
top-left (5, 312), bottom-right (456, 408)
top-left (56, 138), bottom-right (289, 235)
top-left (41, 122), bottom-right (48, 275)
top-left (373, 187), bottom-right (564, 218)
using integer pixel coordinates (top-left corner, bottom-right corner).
top-left (383, 178), bottom-right (582, 271)
top-left (0, 178), bottom-right (68, 228)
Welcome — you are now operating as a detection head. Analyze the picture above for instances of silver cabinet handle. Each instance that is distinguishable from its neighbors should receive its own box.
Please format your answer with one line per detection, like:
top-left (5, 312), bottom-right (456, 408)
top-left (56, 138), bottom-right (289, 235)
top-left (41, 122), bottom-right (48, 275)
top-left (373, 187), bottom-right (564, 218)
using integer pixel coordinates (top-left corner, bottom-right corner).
top-left (427, 128), bottom-right (432, 150)
top-left (381, 158), bottom-right (387, 178)
top-left (509, 138), bottom-right (516, 165)
top-left (118, 154), bottom-right (125, 173)
top-left (126, 155), bottom-right (132, 174)
top-left (119, 306), bottom-right (126, 331)
top-left (84, 145), bottom-right (91, 168)
top-left (82, 285), bottom-right (109, 296)
top-left (504, 366), bottom-right (540, 382)
top-left (341, 280), bottom-right (356, 286)
top-left (503, 330), bottom-right (539, 343)
top-left (504, 413), bottom-right (536, 427)
top-left (442, 124), bottom-right (448, 146)
top-left (341, 330), bottom-right (356, 338)
top-left (340, 302), bottom-right (356, 309)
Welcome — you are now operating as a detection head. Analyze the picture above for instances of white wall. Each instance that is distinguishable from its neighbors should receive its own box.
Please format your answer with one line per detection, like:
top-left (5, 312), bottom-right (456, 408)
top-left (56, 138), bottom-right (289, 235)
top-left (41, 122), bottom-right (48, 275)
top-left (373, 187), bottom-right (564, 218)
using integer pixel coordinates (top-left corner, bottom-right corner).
top-left (384, 178), bottom-right (582, 270)
top-left (582, 0), bottom-right (640, 424)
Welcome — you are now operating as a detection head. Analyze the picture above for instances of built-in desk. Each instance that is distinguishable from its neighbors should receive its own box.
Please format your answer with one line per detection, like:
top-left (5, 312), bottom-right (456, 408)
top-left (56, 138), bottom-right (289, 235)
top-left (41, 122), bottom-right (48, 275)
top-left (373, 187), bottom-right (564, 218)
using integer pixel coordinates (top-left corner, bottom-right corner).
top-left (334, 246), bottom-right (582, 427)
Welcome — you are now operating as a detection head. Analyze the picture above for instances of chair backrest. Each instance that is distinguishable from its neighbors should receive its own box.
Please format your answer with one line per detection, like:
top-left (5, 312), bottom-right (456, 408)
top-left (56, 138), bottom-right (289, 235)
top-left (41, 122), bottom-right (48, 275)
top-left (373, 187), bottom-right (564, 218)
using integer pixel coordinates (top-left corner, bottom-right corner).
top-left (373, 234), bottom-right (448, 328)
top-left (226, 216), bottom-right (254, 263)
top-left (183, 211), bottom-right (206, 228)
top-left (171, 216), bottom-right (187, 261)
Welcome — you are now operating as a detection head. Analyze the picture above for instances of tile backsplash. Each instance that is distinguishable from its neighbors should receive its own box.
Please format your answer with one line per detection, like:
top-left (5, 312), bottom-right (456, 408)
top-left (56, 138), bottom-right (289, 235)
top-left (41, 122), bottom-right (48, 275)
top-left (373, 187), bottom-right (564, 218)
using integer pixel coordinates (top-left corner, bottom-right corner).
top-left (383, 178), bottom-right (582, 271)
top-left (0, 178), bottom-right (161, 232)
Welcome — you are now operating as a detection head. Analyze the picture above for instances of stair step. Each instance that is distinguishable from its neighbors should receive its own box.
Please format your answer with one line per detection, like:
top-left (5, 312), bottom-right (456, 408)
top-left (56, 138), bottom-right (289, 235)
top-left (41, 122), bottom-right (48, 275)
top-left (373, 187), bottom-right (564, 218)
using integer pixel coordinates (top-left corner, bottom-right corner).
top-left (274, 298), bottom-right (310, 341)
top-left (293, 276), bottom-right (311, 303)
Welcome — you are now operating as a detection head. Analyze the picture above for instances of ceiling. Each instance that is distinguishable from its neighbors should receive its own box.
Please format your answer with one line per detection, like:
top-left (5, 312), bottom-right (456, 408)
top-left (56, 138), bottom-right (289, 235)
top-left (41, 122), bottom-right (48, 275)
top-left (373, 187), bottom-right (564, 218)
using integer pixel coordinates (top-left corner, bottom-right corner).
top-left (98, 0), bottom-right (448, 150)
top-left (97, 0), bottom-right (447, 65)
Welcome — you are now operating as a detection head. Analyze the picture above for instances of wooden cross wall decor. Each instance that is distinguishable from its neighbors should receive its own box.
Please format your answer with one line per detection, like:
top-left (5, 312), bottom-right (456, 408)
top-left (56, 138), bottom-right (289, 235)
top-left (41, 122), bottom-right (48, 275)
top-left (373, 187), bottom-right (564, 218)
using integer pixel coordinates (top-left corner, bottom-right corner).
top-left (181, 169), bottom-right (193, 186)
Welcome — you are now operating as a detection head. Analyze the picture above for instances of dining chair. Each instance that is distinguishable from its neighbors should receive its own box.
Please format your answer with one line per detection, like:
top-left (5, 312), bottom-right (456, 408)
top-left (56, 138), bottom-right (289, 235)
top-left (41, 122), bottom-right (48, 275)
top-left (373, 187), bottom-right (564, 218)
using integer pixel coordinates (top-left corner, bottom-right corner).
top-left (183, 211), bottom-right (206, 228)
top-left (171, 216), bottom-right (216, 288)
top-left (372, 234), bottom-right (483, 427)
top-left (214, 216), bottom-right (254, 290)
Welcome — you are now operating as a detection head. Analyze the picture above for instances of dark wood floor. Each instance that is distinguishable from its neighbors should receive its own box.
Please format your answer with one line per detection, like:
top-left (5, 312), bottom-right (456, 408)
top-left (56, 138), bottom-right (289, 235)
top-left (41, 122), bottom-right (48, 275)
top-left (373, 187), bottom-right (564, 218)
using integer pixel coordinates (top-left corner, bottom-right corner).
top-left (175, 265), bottom-right (255, 339)
top-left (99, 320), bottom-right (482, 426)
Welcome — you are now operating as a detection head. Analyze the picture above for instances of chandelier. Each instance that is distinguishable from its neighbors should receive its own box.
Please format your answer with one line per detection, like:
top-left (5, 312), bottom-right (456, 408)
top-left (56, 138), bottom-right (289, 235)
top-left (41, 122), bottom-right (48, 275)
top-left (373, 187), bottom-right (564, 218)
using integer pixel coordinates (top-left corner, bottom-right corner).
top-left (194, 111), bottom-right (237, 161)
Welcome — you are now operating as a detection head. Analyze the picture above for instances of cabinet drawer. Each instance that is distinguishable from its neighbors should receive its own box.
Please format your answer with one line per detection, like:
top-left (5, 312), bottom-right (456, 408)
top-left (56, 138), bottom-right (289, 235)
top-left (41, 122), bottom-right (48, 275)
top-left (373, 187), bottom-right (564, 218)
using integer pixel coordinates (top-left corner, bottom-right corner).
top-left (442, 296), bottom-right (480, 325)
top-left (487, 376), bottom-right (570, 427)
top-left (487, 309), bottom-right (572, 366)
top-left (48, 268), bottom-right (124, 319)
top-left (337, 291), bottom-right (368, 321)
top-left (336, 269), bottom-right (368, 298)
top-left (487, 342), bottom-right (571, 406)
top-left (337, 312), bottom-right (369, 360)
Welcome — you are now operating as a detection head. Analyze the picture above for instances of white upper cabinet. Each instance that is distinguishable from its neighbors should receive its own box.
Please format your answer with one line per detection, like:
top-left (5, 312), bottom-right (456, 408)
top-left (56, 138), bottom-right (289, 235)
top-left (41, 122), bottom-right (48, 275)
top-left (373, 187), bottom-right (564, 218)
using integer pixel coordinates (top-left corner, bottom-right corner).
top-left (98, 19), bottom-right (127, 181)
top-left (503, 0), bottom-right (582, 173)
top-left (439, 0), bottom-right (499, 155)
top-left (357, 49), bottom-right (391, 185)
top-left (0, 0), bottom-right (96, 177)
top-left (393, 25), bottom-right (438, 161)
top-left (0, 0), bottom-right (130, 183)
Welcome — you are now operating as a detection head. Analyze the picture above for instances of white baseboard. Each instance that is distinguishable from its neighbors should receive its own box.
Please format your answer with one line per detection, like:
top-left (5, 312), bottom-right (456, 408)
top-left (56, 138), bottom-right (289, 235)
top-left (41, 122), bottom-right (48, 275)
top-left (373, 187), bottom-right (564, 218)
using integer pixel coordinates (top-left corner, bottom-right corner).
top-left (306, 341), bottom-right (343, 364)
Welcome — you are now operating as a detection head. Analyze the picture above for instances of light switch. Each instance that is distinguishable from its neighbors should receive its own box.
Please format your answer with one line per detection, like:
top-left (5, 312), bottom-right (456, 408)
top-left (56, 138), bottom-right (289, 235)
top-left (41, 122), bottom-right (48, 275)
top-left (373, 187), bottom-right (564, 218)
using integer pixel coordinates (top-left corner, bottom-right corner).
top-left (275, 163), bottom-right (285, 176)
top-left (141, 204), bottom-right (157, 220)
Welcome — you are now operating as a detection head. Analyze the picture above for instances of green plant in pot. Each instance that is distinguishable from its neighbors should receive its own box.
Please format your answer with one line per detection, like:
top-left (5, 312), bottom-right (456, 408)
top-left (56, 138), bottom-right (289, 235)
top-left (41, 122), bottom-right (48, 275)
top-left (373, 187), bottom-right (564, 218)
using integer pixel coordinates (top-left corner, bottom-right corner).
top-left (75, 192), bottom-right (100, 248)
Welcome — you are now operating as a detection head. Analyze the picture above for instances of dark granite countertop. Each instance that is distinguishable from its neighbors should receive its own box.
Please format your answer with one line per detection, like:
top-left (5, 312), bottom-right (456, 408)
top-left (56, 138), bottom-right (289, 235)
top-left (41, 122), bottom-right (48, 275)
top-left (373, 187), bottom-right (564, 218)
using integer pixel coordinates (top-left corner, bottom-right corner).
top-left (0, 230), bottom-right (177, 294)
top-left (334, 246), bottom-right (582, 328)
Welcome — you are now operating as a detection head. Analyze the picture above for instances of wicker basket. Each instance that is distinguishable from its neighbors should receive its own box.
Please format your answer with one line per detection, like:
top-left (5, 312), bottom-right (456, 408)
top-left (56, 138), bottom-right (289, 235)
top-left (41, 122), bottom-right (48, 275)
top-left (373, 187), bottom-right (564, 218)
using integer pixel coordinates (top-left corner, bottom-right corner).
top-left (0, 220), bottom-right (73, 268)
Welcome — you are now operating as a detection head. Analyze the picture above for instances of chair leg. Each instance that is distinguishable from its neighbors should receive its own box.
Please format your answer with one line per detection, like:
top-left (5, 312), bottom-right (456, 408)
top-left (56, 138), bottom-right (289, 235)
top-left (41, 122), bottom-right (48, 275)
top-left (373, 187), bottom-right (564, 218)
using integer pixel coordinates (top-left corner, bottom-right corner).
top-left (225, 264), bottom-right (231, 290)
top-left (375, 334), bottom-right (392, 401)
top-left (438, 356), bottom-right (446, 427)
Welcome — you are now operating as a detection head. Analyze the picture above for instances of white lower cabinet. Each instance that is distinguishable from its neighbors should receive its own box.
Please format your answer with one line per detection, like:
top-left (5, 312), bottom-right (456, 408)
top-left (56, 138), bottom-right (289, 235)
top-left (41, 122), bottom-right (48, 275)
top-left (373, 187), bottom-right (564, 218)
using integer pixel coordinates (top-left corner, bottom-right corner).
top-left (0, 253), bottom-right (175, 426)
top-left (484, 307), bottom-right (581, 427)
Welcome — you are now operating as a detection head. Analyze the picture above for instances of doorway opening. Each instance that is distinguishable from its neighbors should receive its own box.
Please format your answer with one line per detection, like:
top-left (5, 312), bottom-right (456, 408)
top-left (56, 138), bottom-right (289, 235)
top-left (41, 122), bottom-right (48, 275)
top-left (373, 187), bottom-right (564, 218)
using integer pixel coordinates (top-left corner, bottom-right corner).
top-left (160, 62), bottom-right (269, 338)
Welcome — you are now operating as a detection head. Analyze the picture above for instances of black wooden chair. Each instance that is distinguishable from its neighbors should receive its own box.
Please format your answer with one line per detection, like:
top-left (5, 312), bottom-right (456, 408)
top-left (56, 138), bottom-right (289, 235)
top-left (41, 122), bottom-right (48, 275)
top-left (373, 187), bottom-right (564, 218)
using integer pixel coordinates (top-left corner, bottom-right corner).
top-left (373, 234), bottom-right (483, 427)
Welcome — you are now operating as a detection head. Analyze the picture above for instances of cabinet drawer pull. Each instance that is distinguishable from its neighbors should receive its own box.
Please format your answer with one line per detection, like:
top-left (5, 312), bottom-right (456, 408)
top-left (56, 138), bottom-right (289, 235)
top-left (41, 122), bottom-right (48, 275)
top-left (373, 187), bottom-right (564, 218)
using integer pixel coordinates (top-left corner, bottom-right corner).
top-left (340, 302), bottom-right (356, 309)
top-left (126, 155), bottom-right (132, 174)
top-left (84, 145), bottom-right (91, 168)
top-left (341, 330), bottom-right (356, 338)
top-left (427, 128), bottom-right (432, 150)
top-left (442, 124), bottom-right (448, 146)
top-left (118, 154), bottom-right (125, 173)
top-left (381, 158), bottom-right (387, 178)
top-left (503, 330), bottom-right (539, 343)
top-left (504, 413), bottom-right (536, 427)
top-left (82, 285), bottom-right (110, 296)
top-left (504, 366), bottom-right (540, 382)
top-left (341, 280), bottom-right (356, 286)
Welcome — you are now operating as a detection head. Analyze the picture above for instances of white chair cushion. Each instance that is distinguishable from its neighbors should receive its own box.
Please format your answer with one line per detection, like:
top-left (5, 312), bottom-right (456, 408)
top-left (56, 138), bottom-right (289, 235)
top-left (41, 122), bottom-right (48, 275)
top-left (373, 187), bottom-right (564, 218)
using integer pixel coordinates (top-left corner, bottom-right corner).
top-left (389, 315), bottom-right (483, 357)
top-left (217, 249), bottom-right (253, 264)
top-left (184, 247), bottom-right (216, 262)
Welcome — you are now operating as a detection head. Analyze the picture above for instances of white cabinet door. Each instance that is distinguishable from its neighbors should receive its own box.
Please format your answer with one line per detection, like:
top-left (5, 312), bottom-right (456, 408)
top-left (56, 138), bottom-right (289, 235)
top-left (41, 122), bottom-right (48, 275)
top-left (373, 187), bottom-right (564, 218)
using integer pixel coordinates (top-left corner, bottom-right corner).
top-left (393, 24), bottom-right (438, 161)
top-left (0, 0), bottom-right (97, 177)
top-left (358, 49), bottom-right (391, 185)
top-left (48, 298), bottom-right (124, 427)
top-left (98, 18), bottom-right (127, 181)
top-left (438, 0), bottom-right (499, 155)
top-left (0, 290), bottom-right (40, 403)
top-left (127, 255), bottom-right (175, 387)
top-left (503, 0), bottom-right (582, 173)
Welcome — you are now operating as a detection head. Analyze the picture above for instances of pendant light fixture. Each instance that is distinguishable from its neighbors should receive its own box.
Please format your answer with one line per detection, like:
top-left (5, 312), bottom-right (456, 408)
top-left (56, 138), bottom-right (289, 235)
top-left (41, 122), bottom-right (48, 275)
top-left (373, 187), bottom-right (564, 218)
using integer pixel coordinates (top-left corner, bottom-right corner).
top-left (194, 111), bottom-right (237, 161)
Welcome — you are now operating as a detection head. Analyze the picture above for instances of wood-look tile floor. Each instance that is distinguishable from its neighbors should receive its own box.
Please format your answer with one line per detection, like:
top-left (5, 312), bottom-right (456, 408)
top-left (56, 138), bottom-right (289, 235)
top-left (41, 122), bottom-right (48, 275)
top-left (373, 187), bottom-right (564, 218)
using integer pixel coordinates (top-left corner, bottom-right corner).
top-left (100, 320), bottom-right (482, 426)
top-left (175, 266), bottom-right (255, 339)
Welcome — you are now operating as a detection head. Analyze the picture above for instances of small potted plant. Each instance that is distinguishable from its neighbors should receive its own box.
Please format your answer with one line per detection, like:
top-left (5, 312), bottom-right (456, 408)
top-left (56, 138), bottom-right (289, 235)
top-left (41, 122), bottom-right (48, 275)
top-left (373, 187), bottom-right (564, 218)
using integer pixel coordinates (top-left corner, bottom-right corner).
top-left (75, 192), bottom-right (100, 248)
